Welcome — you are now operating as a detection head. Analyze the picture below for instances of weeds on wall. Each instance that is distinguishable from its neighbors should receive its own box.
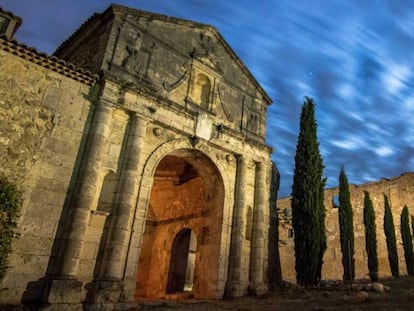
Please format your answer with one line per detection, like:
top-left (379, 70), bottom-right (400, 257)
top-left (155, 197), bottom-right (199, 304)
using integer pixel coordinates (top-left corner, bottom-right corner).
top-left (0, 174), bottom-right (21, 281)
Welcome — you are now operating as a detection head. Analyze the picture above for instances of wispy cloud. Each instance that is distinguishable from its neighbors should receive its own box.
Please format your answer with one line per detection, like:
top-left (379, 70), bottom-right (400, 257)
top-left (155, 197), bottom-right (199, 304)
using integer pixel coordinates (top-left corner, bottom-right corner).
top-left (1, 0), bottom-right (413, 197)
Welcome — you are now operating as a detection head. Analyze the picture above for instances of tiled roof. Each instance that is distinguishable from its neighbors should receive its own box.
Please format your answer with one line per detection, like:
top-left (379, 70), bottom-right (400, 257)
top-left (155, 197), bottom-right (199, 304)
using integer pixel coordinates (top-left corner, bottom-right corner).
top-left (54, 12), bottom-right (100, 56)
top-left (0, 34), bottom-right (98, 86)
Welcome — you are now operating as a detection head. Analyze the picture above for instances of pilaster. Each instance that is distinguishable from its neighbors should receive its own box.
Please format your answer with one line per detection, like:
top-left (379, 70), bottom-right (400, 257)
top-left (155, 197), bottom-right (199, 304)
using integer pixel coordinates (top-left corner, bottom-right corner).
top-left (250, 161), bottom-right (271, 295)
top-left (43, 101), bottom-right (114, 305)
top-left (225, 155), bottom-right (248, 297)
top-left (88, 112), bottom-right (148, 305)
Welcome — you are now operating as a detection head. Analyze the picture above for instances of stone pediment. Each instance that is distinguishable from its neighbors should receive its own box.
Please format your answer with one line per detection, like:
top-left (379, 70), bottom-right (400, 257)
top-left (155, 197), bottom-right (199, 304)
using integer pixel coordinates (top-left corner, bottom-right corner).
top-left (54, 4), bottom-right (271, 105)
top-left (53, 4), bottom-right (271, 142)
top-left (108, 5), bottom-right (271, 104)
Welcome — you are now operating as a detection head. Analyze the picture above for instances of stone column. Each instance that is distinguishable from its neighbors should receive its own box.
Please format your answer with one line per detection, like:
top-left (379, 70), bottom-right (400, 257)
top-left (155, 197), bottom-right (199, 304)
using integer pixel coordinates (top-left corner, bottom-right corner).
top-left (44, 102), bottom-right (113, 306)
top-left (250, 161), bottom-right (270, 295)
top-left (60, 101), bottom-right (114, 278)
top-left (86, 113), bottom-right (147, 306)
top-left (101, 112), bottom-right (147, 280)
top-left (225, 155), bottom-right (248, 297)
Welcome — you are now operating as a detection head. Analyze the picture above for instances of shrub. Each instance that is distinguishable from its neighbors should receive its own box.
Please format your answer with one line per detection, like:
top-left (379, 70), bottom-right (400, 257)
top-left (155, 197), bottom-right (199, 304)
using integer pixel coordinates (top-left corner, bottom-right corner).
top-left (0, 174), bottom-right (21, 281)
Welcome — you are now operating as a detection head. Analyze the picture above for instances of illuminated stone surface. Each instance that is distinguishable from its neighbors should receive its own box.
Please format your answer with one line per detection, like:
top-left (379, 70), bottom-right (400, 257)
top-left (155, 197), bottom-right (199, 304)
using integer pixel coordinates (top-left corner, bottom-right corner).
top-left (0, 5), bottom-right (273, 309)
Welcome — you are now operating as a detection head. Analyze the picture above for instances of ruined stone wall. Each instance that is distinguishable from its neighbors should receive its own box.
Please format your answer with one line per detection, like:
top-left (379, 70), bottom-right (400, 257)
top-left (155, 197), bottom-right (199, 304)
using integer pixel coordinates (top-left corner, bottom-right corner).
top-left (278, 173), bottom-right (414, 283)
top-left (0, 47), bottom-right (93, 302)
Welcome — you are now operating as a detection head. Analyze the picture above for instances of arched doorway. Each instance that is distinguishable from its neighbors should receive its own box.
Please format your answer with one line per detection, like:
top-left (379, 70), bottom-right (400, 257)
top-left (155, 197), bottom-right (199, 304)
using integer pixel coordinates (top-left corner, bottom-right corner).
top-left (135, 149), bottom-right (224, 299)
top-left (166, 228), bottom-right (196, 294)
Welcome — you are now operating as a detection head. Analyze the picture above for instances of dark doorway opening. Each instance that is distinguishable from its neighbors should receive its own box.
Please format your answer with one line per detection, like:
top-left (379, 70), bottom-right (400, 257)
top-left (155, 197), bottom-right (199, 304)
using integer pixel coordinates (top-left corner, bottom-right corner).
top-left (167, 228), bottom-right (197, 293)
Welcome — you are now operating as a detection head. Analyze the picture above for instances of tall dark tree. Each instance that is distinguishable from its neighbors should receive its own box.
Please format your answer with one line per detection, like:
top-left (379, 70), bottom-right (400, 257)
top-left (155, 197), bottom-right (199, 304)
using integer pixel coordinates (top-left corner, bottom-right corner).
top-left (338, 167), bottom-right (354, 282)
top-left (268, 162), bottom-right (282, 289)
top-left (400, 205), bottom-right (414, 275)
top-left (291, 97), bottom-right (326, 286)
top-left (363, 191), bottom-right (378, 282)
top-left (383, 194), bottom-right (399, 277)
top-left (411, 215), bottom-right (414, 247)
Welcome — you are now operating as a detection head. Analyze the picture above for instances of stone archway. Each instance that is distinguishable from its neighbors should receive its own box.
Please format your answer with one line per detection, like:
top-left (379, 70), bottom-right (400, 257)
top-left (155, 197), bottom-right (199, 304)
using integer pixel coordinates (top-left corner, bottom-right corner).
top-left (135, 149), bottom-right (224, 299)
top-left (166, 228), bottom-right (196, 294)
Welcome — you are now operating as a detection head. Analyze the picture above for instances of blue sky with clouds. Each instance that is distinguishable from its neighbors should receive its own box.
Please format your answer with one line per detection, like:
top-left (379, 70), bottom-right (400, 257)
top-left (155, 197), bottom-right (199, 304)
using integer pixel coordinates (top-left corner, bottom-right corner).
top-left (2, 0), bottom-right (414, 197)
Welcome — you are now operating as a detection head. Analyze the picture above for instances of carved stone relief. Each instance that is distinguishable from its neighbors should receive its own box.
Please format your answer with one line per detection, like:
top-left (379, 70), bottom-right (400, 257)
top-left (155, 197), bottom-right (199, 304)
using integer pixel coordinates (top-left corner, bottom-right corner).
top-left (246, 113), bottom-right (260, 133)
top-left (190, 32), bottom-right (215, 58)
top-left (121, 31), bottom-right (150, 78)
top-left (162, 63), bottom-right (190, 92)
top-left (190, 32), bottom-right (223, 74)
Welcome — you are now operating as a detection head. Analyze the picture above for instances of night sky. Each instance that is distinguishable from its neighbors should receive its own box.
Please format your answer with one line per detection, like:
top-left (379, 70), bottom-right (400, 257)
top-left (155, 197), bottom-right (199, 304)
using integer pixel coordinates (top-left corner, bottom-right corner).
top-left (2, 0), bottom-right (414, 198)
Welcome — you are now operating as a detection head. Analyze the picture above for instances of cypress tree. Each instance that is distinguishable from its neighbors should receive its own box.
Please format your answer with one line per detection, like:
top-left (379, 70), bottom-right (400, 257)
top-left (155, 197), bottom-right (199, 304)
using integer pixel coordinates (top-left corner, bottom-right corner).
top-left (400, 205), bottom-right (414, 275)
top-left (291, 97), bottom-right (326, 286)
top-left (383, 194), bottom-right (399, 277)
top-left (411, 215), bottom-right (414, 242)
top-left (363, 191), bottom-right (378, 282)
top-left (338, 167), bottom-right (354, 282)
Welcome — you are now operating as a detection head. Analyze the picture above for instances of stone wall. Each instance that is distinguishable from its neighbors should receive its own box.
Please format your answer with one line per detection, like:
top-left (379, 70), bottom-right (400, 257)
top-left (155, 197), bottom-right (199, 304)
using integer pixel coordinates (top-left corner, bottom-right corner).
top-left (278, 173), bottom-right (414, 282)
top-left (0, 5), bottom-right (274, 306)
top-left (0, 46), bottom-right (93, 303)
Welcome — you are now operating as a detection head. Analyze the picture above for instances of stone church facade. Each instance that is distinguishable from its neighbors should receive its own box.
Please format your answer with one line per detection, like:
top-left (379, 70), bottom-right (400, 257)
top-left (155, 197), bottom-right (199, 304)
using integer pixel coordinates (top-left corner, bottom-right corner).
top-left (0, 5), bottom-right (277, 309)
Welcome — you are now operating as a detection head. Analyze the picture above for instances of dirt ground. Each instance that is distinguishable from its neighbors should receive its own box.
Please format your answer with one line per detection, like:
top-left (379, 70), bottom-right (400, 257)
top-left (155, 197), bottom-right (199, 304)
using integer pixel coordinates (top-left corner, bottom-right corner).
top-left (133, 277), bottom-right (414, 311)
top-left (2, 277), bottom-right (414, 310)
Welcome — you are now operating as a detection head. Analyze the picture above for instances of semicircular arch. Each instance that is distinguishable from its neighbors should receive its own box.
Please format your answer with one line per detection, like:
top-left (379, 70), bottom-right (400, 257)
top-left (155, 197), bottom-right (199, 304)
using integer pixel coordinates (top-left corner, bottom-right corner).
top-left (125, 138), bottom-right (235, 299)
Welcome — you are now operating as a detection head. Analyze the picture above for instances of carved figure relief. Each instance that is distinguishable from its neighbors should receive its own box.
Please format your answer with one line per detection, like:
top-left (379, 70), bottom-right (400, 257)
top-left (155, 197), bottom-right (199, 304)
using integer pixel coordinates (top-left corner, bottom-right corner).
top-left (246, 113), bottom-right (260, 133)
top-left (190, 32), bottom-right (223, 74)
top-left (121, 31), bottom-right (150, 78)
top-left (191, 32), bottom-right (215, 58)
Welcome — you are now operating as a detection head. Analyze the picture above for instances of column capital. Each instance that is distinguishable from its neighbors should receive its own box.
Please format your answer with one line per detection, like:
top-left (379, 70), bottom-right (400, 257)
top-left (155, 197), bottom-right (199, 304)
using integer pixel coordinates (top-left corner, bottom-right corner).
top-left (129, 111), bottom-right (149, 123)
top-left (254, 159), bottom-right (272, 169)
top-left (97, 99), bottom-right (116, 112)
top-left (235, 155), bottom-right (256, 169)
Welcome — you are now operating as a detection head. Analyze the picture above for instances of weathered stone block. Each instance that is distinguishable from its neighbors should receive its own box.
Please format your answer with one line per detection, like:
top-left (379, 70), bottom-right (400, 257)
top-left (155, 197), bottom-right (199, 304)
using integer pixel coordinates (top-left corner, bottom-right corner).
top-left (45, 279), bottom-right (84, 304)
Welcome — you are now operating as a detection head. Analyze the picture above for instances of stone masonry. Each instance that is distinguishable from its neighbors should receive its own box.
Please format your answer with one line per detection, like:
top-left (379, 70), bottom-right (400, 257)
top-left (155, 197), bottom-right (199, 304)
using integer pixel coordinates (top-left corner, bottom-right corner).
top-left (0, 5), bottom-right (274, 310)
top-left (278, 172), bottom-right (414, 283)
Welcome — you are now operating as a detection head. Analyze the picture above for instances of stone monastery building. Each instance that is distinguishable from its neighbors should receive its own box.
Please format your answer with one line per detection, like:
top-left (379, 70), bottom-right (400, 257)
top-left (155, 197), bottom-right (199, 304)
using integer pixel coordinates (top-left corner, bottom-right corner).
top-left (2, 4), bottom-right (414, 311)
top-left (0, 5), bottom-right (279, 309)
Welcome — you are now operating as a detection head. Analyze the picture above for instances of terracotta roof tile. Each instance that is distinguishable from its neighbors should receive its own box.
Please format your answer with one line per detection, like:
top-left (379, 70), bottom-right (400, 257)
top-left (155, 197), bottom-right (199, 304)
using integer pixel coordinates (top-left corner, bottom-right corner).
top-left (0, 34), bottom-right (98, 85)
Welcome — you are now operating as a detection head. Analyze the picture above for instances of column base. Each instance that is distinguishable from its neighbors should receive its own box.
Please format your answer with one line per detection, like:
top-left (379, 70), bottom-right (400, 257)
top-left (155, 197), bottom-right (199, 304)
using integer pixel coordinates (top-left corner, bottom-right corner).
top-left (225, 281), bottom-right (246, 298)
top-left (248, 282), bottom-right (269, 297)
top-left (83, 279), bottom-right (123, 310)
top-left (43, 278), bottom-right (84, 304)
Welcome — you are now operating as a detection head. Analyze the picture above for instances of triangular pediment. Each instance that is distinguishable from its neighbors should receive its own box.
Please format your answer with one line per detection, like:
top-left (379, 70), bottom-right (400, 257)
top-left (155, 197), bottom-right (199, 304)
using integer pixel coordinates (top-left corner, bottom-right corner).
top-left (109, 5), bottom-right (271, 104)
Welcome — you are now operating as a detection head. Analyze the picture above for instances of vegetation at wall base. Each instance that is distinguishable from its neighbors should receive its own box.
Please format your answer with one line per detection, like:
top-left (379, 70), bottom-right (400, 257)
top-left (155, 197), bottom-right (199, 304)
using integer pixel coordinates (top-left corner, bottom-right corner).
top-left (400, 205), bottom-right (413, 275)
top-left (0, 174), bottom-right (21, 281)
top-left (363, 191), bottom-right (378, 282)
top-left (383, 194), bottom-right (399, 277)
top-left (338, 167), bottom-right (355, 282)
top-left (291, 97), bottom-right (326, 286)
